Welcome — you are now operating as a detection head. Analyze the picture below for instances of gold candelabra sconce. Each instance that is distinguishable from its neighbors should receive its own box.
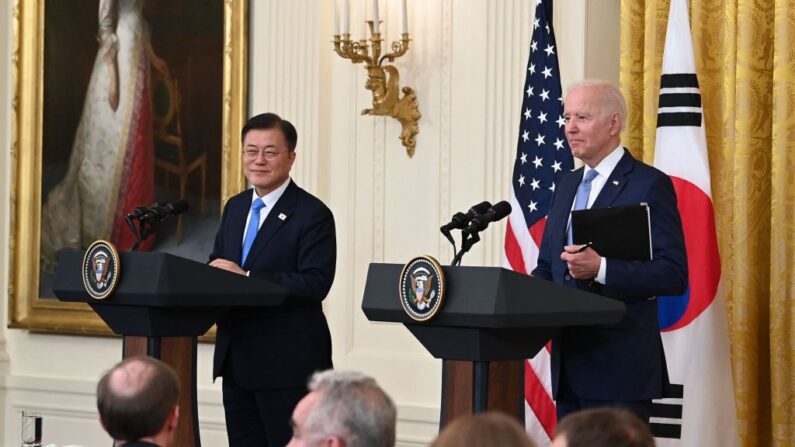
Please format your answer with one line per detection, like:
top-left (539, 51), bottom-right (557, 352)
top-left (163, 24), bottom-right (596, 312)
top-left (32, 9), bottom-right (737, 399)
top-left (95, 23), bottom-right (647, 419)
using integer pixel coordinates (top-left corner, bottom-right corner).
top-left (333, 22), bottom-right (421, 158)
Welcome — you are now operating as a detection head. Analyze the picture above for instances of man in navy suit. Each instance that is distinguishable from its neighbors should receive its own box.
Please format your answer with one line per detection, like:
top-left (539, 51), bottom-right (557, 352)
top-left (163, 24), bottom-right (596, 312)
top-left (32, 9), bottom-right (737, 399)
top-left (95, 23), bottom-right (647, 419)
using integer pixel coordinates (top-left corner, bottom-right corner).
top-left (532, 80), bottom-right (687, 423)
top-left (209, 113), bottom-right (336, 446)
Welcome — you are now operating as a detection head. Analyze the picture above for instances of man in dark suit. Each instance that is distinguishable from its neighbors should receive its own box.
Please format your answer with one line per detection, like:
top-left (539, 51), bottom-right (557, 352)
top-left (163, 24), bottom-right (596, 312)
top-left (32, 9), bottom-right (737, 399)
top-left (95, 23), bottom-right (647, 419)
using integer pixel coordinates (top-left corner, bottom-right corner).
top-left (532, 80), bottom-right (687, 423)
top-left (209, 113), bottom-right (336, 446)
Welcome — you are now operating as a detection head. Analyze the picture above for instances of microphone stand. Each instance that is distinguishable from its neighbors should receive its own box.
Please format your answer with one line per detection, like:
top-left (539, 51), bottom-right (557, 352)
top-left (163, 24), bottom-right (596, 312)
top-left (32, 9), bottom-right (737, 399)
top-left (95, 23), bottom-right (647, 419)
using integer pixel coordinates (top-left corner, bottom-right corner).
top-left (125, 215), bottom-right (141, 252)
top-left (450, 230), bottom-right (480, 266)
top-left (441, 228), bottom-right (457, 259)
top-left (126, 215), bottom-right (156, 252)
top-left (445, 228), bottom-right (488, 414)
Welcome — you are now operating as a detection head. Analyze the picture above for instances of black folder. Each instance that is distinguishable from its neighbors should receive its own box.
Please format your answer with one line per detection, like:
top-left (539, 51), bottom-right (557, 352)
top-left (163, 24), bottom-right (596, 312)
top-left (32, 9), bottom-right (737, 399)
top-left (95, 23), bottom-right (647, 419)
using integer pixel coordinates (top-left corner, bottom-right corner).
top-left (571, 203), bottom-right (652, 261)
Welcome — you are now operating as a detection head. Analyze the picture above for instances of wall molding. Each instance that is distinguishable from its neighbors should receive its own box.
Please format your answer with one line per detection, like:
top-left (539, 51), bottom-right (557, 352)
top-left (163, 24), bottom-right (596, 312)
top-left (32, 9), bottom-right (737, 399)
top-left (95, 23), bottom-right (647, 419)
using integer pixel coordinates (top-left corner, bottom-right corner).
top-left (1, 373), bottom-right (227, 445)
top-left (249, 1), bottom-right (322, 193)
top-left (482, 1), bottom-right (535, 266)
top-left (437, 0), bottom-right (453, 257)
top-left (1, 373), bottom-right (438, 446)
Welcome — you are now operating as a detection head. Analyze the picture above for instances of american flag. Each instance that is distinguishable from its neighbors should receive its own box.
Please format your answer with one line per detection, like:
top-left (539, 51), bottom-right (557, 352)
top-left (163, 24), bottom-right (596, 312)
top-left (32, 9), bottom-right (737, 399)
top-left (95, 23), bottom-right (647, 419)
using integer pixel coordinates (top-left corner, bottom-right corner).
top-left (502, 0), bottom-right (571, 442)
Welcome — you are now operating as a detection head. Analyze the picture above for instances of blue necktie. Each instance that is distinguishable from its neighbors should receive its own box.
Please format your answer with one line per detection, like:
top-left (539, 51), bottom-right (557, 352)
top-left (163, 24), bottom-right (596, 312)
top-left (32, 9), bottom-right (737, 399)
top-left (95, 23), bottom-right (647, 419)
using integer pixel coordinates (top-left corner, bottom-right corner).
top-left (568, 169), bottom-right (598, 244)
top-left (241, 198), bottom-right (265, 265)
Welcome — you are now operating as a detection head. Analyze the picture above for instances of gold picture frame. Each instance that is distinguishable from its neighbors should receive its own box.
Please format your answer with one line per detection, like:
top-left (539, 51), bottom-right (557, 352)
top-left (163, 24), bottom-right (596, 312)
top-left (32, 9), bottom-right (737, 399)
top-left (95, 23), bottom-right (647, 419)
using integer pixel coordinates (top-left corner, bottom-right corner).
top-left (8, 0), bottom-right (248, 335)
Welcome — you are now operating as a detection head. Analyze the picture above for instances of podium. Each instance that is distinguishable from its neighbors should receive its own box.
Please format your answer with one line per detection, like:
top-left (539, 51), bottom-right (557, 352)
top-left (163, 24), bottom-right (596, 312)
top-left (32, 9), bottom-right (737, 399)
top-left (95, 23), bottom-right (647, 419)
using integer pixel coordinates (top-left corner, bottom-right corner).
top-left (53, 250), bottom-right (287, 447)
top-left (361, 263), bottom-right (625, 427)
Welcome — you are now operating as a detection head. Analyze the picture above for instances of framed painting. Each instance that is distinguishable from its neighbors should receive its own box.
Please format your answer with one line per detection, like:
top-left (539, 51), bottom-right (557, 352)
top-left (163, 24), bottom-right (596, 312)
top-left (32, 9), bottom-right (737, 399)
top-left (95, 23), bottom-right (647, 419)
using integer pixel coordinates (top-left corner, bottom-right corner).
top-left (9, 0), bottom-right (248, 335)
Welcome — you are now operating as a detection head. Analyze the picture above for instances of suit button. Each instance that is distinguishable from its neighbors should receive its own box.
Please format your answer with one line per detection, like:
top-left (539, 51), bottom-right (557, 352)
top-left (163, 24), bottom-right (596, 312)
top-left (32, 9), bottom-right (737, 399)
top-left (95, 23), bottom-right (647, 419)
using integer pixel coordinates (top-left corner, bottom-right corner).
top-left (565, 274), bottom-right (572, 281)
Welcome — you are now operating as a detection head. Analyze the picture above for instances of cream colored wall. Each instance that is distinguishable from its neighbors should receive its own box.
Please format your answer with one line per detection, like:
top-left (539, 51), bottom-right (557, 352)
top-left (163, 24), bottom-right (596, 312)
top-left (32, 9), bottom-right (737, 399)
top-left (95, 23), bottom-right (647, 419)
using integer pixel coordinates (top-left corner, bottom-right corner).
top-left (0, 1), bottom-right (618, 445)
top-left (0, 0), bottom-right (11, 441)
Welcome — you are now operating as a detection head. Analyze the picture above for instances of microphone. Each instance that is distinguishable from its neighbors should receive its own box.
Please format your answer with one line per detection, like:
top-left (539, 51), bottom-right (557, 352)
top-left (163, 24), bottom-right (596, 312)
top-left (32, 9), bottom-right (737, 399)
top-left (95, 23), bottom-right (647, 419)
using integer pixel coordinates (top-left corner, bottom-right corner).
top-left (440, 201), bottom-right (492, 232)
top-left (127, 200), bottom-right (190, 222)
top-left (465, 201), bottom-right (512, 233)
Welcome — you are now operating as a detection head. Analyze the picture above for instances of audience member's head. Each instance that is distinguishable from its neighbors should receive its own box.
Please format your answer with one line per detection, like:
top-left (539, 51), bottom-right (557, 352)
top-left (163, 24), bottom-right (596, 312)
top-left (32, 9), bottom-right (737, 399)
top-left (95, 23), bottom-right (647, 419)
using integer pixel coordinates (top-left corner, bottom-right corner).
top-left (97, 356), bottom-right (181, 447)
top-left (287, 370), bottom-right (397, 447)
top-left (431, 412), bottom-right (536, 447)
top-left (552, 407), bottom-right (655, 447)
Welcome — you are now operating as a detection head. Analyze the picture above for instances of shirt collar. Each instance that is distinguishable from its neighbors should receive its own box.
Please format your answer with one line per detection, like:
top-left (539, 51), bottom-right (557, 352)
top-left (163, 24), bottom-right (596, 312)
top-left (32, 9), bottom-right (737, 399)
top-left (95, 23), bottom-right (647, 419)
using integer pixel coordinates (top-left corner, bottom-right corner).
top-left (251, 177), bottom-right (291, 210)
top-left (584, 145), bottom-right (625, 179)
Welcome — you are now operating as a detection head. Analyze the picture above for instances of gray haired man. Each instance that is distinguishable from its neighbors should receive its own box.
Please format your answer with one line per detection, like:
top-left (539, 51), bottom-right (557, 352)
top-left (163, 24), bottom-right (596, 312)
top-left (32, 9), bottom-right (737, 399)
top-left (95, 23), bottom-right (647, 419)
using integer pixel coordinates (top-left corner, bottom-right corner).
top-left (287, 370), bottom-right (397, 447)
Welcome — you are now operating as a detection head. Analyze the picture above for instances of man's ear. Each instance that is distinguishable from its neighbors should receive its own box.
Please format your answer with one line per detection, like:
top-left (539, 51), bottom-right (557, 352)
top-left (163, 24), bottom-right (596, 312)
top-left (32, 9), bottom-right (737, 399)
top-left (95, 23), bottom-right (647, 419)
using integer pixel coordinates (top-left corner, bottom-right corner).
top-left (326, 436), bottom-right (344, 447)
top-left (98, 415), bottom-right (107, 431)
top-left (609, 112), bottom-right (621, 136)
top-left (167, 405), bottom-right (180, 432)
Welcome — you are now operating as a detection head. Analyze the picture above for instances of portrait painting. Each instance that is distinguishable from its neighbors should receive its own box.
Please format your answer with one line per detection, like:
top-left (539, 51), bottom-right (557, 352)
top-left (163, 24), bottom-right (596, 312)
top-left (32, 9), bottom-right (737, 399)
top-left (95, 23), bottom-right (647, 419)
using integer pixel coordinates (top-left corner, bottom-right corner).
top-left (10, 0), bottom-right (249, 334)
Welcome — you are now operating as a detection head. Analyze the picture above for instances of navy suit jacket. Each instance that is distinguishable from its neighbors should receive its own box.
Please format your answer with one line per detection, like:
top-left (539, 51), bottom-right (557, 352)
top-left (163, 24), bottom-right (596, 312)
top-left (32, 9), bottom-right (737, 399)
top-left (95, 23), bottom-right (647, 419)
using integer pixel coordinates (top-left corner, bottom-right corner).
top-left (209, 180), bottom-right (336, 389)
top-left (532, 150), bottom-right (687, 401)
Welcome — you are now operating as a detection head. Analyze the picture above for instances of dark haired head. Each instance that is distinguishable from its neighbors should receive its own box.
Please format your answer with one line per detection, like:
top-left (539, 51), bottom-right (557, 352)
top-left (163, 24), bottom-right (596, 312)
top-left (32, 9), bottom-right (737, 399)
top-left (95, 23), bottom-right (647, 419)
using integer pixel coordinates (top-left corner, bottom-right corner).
top-left (432, 412), bottom-right (536, 447)
top-left (241, 113), bottom-right (298, 151)
top-left (554, 408), bottom-right (654, 447)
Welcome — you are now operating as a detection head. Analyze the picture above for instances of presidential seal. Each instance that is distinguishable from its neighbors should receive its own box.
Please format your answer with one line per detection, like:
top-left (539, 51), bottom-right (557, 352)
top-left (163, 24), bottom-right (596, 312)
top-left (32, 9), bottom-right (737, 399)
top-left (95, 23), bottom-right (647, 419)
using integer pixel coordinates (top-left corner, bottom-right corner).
top-left (82, 240), bottom-right (121, 300)
top-left (399, 255), bottom-right (446, 322)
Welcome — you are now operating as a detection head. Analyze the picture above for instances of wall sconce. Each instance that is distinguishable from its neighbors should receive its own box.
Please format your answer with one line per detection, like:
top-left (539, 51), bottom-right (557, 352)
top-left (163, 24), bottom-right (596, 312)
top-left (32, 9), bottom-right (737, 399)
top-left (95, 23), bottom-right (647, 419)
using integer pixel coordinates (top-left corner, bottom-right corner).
top-left (333, 0), bottom-right (421, 158)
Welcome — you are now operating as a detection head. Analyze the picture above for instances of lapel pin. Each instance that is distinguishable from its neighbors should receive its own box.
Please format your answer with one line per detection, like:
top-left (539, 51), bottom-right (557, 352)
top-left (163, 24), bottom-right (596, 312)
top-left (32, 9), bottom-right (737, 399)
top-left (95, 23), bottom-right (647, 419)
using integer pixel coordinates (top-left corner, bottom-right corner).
top-left (612, 180), bottom-right (620, 186)
top-left (278, 213), bottom-right (287, 221)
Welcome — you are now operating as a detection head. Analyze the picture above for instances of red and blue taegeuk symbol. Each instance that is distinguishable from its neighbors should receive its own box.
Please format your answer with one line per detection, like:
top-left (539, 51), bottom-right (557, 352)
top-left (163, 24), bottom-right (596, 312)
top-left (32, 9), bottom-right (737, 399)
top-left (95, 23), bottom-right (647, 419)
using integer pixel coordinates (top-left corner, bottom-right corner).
top-left (658, 177), bottom-right (721, 332)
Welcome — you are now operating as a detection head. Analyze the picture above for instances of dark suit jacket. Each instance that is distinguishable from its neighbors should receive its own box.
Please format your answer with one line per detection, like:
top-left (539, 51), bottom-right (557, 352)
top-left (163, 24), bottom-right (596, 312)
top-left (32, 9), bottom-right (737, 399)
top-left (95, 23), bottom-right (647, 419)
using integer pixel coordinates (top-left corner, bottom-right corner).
top-left (532, 150), bottom-right (687, 401)
top-left (209, 180), bottom-right (336, 389)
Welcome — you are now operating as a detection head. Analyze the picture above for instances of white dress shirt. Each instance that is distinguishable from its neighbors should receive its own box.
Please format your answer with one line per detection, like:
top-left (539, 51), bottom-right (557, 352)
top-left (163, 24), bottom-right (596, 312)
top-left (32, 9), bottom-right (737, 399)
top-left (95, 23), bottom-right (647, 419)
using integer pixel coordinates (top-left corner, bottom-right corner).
top-left (241, 177), bottom-right (291, 245)
top-left (572, 146), bottom-right (625, 284)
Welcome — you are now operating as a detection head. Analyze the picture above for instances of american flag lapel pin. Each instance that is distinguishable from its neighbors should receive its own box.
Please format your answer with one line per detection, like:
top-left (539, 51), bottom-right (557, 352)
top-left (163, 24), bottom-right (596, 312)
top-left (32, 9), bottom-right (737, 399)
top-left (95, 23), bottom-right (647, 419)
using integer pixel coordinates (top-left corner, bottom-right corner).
top-left (278, 213), bottom-right (287, 221)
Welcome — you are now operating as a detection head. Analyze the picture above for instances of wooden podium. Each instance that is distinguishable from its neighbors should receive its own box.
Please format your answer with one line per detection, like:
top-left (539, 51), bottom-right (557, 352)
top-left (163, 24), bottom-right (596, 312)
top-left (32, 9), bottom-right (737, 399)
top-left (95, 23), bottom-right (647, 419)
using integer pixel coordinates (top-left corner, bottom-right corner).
top-left (53, 250), bottom-right (287, 447)
top-left (361, 263), bottom-right (626, 427)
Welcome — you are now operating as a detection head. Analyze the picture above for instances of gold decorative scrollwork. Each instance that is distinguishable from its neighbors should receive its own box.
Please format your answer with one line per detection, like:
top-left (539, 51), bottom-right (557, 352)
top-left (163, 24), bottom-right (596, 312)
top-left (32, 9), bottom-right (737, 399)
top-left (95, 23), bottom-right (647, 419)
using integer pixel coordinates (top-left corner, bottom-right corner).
top-left (334, 24), bottom-right (421, 158)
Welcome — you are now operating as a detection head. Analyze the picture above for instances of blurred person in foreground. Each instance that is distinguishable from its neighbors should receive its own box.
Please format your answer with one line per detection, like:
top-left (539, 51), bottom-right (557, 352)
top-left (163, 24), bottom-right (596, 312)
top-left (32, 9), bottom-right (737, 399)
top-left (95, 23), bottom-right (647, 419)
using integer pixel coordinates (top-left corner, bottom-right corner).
top-left (96, 356), bottom-right (180, 447)
top-left (431, 412), bottom-right (536, 447)
top-left (552, 407), bottom-right (655, 447)
top-left (287, 370), bottom-right (396, 447)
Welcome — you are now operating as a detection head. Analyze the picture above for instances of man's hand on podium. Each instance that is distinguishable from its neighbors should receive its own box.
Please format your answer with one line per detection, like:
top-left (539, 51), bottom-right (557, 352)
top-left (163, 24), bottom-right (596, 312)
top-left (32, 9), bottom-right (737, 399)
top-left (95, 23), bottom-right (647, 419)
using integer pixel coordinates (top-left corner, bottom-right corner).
top-left (210, 258), bottom-right (247, 276)
top-left (561, 245), bottom-right (600, 280)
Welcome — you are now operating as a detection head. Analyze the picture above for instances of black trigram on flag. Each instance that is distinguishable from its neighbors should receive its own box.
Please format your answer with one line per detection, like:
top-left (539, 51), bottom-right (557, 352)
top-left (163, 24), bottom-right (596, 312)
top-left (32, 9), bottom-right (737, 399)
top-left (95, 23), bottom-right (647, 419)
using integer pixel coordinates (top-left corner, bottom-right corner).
top-left (651, 383), bottom-right (684, 439)
top-left (657, 74), bottom-right (702, 128)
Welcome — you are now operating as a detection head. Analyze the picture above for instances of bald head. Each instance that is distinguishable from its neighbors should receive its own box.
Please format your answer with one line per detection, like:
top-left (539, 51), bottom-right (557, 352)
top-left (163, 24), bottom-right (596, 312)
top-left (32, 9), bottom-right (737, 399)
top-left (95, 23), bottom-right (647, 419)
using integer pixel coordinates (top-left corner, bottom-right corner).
top-left (108, 358), bottom-right (158, 397)
top-left (97, 356), bottom-right (180, 442)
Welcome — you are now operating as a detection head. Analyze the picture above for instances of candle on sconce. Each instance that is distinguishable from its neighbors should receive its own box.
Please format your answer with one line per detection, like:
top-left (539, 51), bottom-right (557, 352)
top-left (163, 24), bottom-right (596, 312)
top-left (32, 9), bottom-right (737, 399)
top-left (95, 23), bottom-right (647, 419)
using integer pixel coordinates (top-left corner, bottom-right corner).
top-left (371, 0), bottom-right (380, 34)
top-left (343, 0), bottom-right (350, 34)
top-left (401, 0), bottom-right (408, 34)
top-left (331, 0), bottom-right (420, 158)
top-left (333, 0), bottom-right (340, 35)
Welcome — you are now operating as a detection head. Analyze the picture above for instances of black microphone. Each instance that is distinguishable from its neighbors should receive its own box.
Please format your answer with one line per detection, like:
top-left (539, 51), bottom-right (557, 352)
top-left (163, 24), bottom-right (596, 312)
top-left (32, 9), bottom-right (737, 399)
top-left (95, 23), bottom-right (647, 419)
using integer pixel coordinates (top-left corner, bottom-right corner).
top-left (465, 201), bottom-right (512, 233)
top-left (126, 206), bottom-right (151, 220)
top-left (127, 200), bottom-right (189, 222)
top-left (440, 201), bottom-right (492, 232)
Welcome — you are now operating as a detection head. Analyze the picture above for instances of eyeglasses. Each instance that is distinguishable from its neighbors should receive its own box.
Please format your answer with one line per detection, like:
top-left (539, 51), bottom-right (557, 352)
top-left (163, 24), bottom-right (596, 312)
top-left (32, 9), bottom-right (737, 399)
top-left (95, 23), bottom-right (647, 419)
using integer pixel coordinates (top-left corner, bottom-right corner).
top-left (243, 148), bottom-right (287, 160)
